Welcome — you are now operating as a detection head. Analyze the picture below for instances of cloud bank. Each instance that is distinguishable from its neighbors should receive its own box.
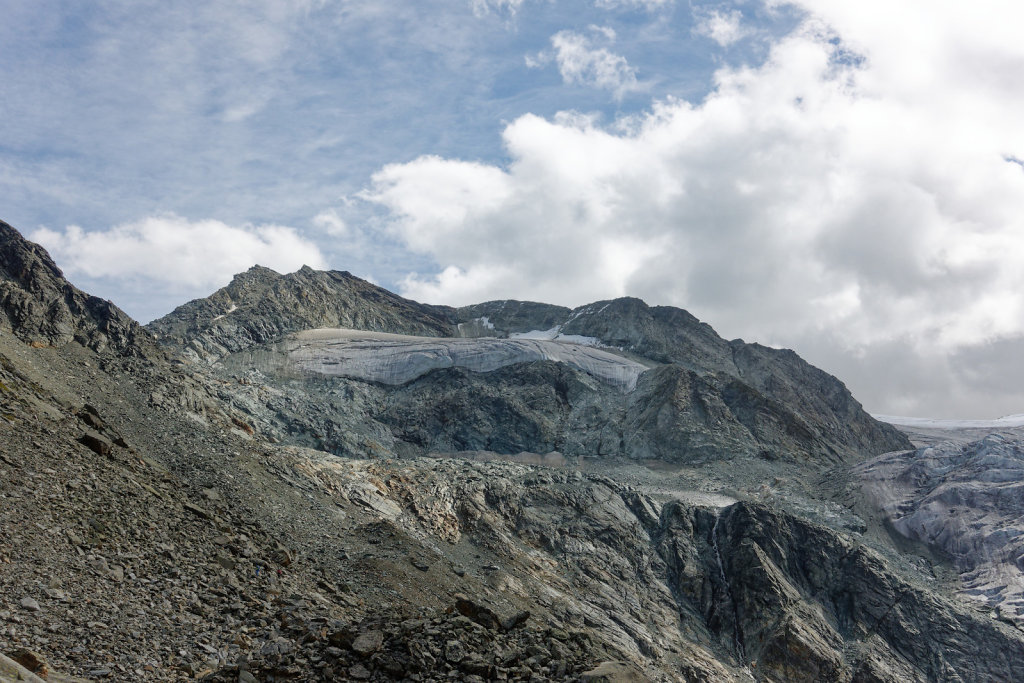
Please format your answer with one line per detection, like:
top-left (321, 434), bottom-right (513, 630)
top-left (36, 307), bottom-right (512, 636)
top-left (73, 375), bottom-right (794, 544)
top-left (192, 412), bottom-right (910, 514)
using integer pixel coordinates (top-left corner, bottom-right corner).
top-left (31, 216), bottom-right (327, 321)
top-left (364, 3), bottom-right (1024, 417)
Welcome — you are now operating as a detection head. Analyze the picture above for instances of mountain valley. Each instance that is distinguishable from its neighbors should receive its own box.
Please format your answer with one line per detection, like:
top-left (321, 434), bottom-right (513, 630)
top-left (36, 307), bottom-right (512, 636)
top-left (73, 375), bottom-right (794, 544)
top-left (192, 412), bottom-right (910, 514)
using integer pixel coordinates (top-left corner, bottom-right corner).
top-left (2, 218), bottom-right (1024, 682)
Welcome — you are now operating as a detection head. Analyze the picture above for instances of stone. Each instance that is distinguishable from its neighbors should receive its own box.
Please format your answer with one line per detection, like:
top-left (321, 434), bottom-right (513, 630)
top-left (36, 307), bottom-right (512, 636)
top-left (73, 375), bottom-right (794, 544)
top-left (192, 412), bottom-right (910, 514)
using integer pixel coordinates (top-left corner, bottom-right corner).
top-left (444, 639), bottom-right (465, 664)
top-left (183, 502), bottom-right (212, 520)
top-left (8, 649), bottom-right (48, 677)
top-left (19, 597), bottom-right (40, 612)
top-left (501, 610), bottom-right (530, 631)
top-left (78, 433), bottom-right (112, 457)
top-left (348, 663), bottom-right (372, 680)
top-left (351, 630), bottom-right (383, 656)
top-left (580, 661), bottom-right (647, 682)
top-left (453, 596), bottom-right (500, 630)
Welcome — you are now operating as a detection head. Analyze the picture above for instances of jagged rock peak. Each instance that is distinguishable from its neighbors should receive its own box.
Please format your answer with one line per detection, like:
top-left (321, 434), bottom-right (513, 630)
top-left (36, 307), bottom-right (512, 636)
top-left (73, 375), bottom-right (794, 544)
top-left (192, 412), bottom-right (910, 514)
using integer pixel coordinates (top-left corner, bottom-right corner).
top-left (0, 219), bottom-right (147, 354)
top-left (459, 294), bottom-right (909, 459)
top-left (147, 265), bottom-right (456, 362)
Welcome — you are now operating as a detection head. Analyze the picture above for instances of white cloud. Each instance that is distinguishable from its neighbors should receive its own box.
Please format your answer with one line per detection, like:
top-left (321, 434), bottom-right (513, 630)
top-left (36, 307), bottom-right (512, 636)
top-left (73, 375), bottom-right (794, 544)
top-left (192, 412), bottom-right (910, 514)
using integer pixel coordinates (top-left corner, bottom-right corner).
top-left (595, 0), bottom-right (673, 9)
top-left (31, 215), bottom-right (327, 291)
top-left (539, 27), bottom-right (640, 98)
top-left (694, 9), bottom-right (748, 47)
top-left (471, 0), bottom-right (526, 17)
top-left (363, 6), bottom-right (1024, 417)
top-left (312, 209), bottom-right (350, 237)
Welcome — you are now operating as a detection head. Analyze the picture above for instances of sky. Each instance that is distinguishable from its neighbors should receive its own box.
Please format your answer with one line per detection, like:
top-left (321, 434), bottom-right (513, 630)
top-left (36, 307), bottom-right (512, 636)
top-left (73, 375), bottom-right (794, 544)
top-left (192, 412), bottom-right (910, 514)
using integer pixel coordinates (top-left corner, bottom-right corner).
top-left (3, 0), bottom-right (1024, 419)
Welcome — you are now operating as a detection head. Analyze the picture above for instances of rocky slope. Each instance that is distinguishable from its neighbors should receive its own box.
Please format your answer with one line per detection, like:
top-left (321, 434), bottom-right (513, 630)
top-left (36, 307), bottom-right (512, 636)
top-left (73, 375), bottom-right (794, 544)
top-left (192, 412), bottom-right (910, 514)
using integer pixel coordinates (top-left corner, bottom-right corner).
top-left (2, 219), bottom-right (1020, 682)
top-left (854, 420), bottom-right (1024, 628)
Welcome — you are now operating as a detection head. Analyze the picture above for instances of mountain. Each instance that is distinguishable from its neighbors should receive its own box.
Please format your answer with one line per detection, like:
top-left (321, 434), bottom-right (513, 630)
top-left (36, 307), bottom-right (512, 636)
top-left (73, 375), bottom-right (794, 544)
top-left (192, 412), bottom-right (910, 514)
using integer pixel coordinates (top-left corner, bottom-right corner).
top-left (0, 221), bottom-right (148, 355)
top-left (147, 268), bottom-right (909, 465)
top-left (146, 265), bottom-right (455, 362)
top-left (1, 219), bottom-right (1022, 682)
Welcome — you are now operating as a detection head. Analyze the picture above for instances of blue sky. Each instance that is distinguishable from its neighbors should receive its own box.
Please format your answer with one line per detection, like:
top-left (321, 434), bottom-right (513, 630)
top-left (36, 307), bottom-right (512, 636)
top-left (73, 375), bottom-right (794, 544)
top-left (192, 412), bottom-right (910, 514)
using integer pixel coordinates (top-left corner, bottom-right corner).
top-left (2, 0), bottom-right (797, 302)
top-left (4, 0), bottom-right (1024, 418)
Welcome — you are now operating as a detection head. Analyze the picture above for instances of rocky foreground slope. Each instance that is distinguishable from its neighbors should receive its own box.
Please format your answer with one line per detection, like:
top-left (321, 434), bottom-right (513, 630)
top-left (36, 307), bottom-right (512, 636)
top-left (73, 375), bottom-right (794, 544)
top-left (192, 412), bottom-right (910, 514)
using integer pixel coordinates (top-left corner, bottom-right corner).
top-left (2, 219), bottom-right (1023, 682)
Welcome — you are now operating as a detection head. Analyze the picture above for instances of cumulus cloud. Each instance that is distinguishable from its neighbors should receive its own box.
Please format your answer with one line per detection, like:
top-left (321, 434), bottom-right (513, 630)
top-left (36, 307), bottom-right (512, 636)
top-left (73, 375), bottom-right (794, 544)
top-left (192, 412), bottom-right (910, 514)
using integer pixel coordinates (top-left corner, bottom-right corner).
top-left (363, 4), bottom-right (1024, 417)
top-left (529, 26), bottom-right (641, 98)
top-left (31, 215), bottom-right (327, 292)
top-left (694, 9), bottom-right (748, 47)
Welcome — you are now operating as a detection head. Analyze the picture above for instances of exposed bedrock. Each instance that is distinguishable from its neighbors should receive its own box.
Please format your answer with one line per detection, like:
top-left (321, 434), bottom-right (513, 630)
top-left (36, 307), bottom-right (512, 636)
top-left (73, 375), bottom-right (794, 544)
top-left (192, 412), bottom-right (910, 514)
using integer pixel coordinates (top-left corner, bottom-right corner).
top-left (294, 452), bottom-right (1024, 682)
top-left (856, 431), bottom-right (1024, 625)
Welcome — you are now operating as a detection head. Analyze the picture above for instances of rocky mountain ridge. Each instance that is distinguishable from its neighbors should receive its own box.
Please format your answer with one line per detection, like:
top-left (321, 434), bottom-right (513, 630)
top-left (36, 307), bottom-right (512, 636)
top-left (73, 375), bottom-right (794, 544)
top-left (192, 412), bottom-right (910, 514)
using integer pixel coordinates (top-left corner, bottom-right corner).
top-left (2, 219), bottom-right (1021, 682)
top-left (0, 222), bottom-right (148, 356)
top-left (148, 266), bottom-right (909, 465)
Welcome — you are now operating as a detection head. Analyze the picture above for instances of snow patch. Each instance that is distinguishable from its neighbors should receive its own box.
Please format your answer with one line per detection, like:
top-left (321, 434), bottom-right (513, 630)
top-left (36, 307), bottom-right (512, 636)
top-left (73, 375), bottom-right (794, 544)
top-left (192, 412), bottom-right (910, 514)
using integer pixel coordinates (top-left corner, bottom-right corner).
top-left (554, 334), bottom-right (602, 346)
top-left (456, 316), bottom-right (496, 335)
top-left (510, 326), bottom-right (562, 340)
top-left (876, 414), bottom-right (1024, 430)
top-left (510, 326), bottom-right (603, 347)
top-left (212, 304), bottom-right (238, 323)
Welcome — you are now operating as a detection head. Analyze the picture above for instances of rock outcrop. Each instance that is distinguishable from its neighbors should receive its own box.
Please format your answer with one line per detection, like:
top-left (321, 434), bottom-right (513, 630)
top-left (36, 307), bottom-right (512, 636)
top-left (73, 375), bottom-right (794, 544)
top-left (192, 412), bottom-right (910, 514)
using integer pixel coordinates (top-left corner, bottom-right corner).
top-left (856, 429), bottom-right (1024, 626)
top-left (0, 220), bottom-right (148, 354)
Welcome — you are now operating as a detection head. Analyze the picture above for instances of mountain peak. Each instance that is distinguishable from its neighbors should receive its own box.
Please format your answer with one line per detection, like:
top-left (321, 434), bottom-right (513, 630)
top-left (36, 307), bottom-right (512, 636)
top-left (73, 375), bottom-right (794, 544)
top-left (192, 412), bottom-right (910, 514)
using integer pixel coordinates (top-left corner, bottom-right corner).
top-left (0, 219), bottom-right (147, 354)
top-left (147, 265), bottom-right (455, 362)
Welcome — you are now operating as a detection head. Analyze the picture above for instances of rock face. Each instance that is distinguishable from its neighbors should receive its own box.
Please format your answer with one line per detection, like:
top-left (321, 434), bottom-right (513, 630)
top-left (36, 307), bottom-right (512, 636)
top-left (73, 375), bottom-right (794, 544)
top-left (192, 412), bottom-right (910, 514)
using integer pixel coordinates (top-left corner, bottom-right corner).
top-left (0, 220), bottom-right (148, 354)
top-left (856, 428), bottom-right (1024, 626)
top-left (473, 296), bottom-right (908, 463)
top-left (2, 220), bottom-right (1013, 682)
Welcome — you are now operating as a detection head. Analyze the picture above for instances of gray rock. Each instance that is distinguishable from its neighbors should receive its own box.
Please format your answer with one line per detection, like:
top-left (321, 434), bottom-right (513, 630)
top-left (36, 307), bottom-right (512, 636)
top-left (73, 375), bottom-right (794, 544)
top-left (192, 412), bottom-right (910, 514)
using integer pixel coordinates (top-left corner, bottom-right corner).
top-left (580, 660), bottom-right (647, 682)
top-left (348, 663), bottom-right (372, 680)
top-left (18, 596), bottom-right (40, 612)
top-left (78, 432), bottom-right (112, 457)
top-left (351, 630), bottom-right (383, 656)
top-left (856, 430), bottom-right (1024, 625)
top-left (0, 220), bottom-right (151, 354)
